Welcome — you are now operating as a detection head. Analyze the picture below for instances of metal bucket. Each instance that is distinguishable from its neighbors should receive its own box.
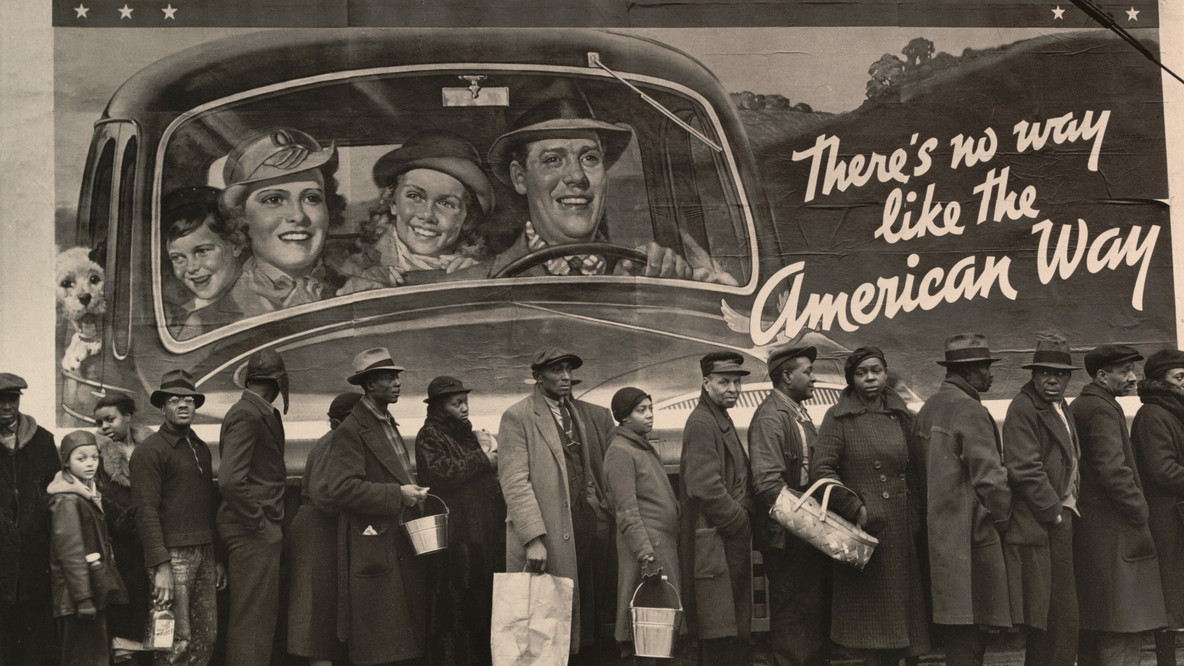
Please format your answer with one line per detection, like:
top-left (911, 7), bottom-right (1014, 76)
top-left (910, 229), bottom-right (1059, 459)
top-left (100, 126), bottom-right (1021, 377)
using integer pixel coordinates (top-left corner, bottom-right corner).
top-left (629, 577), bottom-right (683, 659)
top-left (399, 494), bottom-right (449, 555)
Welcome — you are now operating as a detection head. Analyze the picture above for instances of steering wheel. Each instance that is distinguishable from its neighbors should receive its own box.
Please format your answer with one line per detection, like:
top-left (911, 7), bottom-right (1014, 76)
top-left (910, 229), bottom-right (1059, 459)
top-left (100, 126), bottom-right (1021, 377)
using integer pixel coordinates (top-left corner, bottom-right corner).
top-left (490, 242), bottom-right (649, 278)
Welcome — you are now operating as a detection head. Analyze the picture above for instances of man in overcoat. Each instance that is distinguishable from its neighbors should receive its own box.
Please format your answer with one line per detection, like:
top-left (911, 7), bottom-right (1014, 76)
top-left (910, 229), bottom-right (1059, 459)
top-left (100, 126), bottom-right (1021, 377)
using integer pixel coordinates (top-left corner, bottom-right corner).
top-left (497, 346), bottom-right (615, 661)
top-left (913, 334), bottom-right (1012, 666)
top-left (217, 349), bottom-right (289, 666)
top-left (748, 345), bottom-right (830, 666)
top-left (319, 348), bottom-right (430, 666)
top-left (1069, 344), bottom-right (1167, 665)
top-left (0, 373), bottom-right (59, 665)
top-left (679, 351), bottom-right (754, 666)
top-left (1001, 337), bottom-right (1082, 666)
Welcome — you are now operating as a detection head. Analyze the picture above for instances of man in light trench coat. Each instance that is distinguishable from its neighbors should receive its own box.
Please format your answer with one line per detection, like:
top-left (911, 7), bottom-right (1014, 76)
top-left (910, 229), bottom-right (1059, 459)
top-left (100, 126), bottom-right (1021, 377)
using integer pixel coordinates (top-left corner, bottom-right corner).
top-left (913, 334), bottom-right (1012, 666)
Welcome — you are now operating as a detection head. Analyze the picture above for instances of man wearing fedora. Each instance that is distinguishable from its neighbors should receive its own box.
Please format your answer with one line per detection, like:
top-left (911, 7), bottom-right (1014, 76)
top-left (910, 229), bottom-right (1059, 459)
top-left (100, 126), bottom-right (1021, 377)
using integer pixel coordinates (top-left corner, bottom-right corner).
top-left (1069, 345), bottom-right (1167, 665)
top-left (486, 79), bottom-right (736, 284)
top-left (679, 351), bottom-right (755, 666)
top-left (913, 334), bottom-right (1012, 666)
top-left (1001, 337), bottom-right (1082, 666)
top-left (131, 369), bottom-right (226, 666)
top-left (0, 373), bottom-right (60, 665)
top-left (748, 345), bottom-right (831, 666)
top-left (497, 346), bottom-right (615, 661)
top-left (319, 348), bottom-right (430, 666)
top-left (216, 349), bottom-right (290, 666)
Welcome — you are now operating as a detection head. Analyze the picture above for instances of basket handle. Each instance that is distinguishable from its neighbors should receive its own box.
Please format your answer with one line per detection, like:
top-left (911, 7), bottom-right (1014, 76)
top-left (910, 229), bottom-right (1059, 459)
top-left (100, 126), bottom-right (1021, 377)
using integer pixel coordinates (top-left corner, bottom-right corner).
top-left (398, 493), bottom-right (449, 525)
top-left (791, 478), bottom-right (860, 520)
top-left (629, 575), bottom-right (683, 611)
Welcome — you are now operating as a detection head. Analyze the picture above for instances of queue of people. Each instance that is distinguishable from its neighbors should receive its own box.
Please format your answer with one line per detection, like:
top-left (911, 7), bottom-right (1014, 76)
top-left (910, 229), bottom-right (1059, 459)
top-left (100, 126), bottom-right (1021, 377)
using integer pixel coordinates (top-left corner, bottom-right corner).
top-left (3, 332), bottom-right (1184, 666)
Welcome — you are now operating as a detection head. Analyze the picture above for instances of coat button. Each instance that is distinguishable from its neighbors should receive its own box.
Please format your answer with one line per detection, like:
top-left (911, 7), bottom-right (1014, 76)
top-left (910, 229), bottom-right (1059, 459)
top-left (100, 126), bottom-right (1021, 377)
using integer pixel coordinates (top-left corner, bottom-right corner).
top-left (563, 533), bottom-right (571, 541)
top-left (879, 474), bottom-right (887, 482)
top-left (563, 501), bottom-right (570, 508)
top-left (882, 491), bottom-right (890, 499)
top-left (874, 461), bottom-right (882, 469)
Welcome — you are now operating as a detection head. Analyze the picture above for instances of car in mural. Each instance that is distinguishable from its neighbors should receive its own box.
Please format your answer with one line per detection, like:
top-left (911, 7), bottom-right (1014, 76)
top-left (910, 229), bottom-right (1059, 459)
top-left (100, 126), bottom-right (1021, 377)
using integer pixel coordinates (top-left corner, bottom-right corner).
top-left (60, 28), bottom-right (875, 476)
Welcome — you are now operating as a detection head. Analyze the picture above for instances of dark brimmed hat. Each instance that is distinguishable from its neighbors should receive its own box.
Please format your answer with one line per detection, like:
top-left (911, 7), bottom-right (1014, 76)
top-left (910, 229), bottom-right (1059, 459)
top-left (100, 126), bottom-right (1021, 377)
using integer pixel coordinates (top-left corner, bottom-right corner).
top-left (844, 346), bottom-right (887, 386)
top-left (488, 79), bottom-right (634, 185)
top-left (767, 345), bottom-right (817, 379)
top-left (218, 128), bottom-right (337, 214)
top-left (424, 376), bottom-right (472, 403)
top-left (373, 130), bottom-right (494, 217)
top-left (0, 373), bottom-right (28, 395)
top-left (611, 387), bottom-right (651, 422)
top-left (327, 392), bottom-right (363, 423)
top-left (347, 347), bottom-right (404, 385)
top-left (531, 347), bottom-right (584, 373)
top-left (1084, 344), bottom-right (1144, 377)
top-left (1144, 348), bottom-right (1184, 381)
top-left (1021, 338), bottom-right (1079, 371)
top-left (246, 349), bottom-right (289, 414)
top-left (60, 430), bottom-right (98, 468)
top-left (700, 351), bottom-right (750, 377)
top-left (162, 186), bottom-right (220, 223)
top-left (150, 369), bottom-right (205, 408)
top-left (937, 333), bottom-right (1002, 367)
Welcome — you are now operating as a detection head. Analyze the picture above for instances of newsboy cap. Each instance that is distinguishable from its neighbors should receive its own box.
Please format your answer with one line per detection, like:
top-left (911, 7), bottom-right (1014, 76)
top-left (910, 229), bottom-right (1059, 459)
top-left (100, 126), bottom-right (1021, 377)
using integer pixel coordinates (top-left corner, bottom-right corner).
top-left (700, 351), bottom-right (750, 377)
top-left (1020, 337), bottom-right (1079, 371)
top-left (1084, 344), bottom-right (1144, 377)
top-left (245, 349), bottom-right (289, 414)
top-left (767, 345), bottom-right (816, 379)
top-left (531, 347), bottom-right (584, 373)
top-left (1143, 348), bottom-right (1184, 381)
top-left (0, 373), bottom-right (28, 394)
top-left (937, 333), bottom-right (1002, 367)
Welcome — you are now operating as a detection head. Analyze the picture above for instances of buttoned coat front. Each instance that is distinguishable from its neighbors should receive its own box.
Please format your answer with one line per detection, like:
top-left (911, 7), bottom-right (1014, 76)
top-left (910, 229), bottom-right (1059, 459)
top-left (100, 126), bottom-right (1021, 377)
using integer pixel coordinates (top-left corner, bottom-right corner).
top-left (1000, 381), bottom-right (1079, 630)
top-left (497, 385), bottom-right (615, 654)
top-left (320, 400), bottom-right (425, 666)
top-left (913, 375), bottom-right (1011, 627)
top-left (1069, 382), bottom-right (1166, 632)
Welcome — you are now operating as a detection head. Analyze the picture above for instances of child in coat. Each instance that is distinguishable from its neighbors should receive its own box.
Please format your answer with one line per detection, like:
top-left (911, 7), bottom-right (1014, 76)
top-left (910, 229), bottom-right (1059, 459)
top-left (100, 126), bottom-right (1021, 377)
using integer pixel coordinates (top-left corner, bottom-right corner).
top-left (49, 430), bottom-right (128, 666)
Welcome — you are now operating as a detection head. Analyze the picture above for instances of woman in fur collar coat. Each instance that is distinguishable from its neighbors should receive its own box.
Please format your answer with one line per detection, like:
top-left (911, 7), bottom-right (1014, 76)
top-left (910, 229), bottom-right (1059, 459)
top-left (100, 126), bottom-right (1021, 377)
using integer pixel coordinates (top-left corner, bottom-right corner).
top-left (1131, 349), bottom-right (1184, 666)
top-left (93, 393), bottom-right (154, 662)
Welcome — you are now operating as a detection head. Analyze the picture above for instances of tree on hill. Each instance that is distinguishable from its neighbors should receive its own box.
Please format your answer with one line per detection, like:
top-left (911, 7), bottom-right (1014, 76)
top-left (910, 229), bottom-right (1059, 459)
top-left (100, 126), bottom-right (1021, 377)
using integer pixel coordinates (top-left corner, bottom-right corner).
top-left (864, 37), bottom-right (961, 101)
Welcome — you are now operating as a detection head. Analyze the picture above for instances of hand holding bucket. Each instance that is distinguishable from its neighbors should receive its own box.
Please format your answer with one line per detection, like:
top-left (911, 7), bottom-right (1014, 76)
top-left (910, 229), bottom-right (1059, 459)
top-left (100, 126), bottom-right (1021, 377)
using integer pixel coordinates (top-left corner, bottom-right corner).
top-left (398, 493), bottom-right (450, 555)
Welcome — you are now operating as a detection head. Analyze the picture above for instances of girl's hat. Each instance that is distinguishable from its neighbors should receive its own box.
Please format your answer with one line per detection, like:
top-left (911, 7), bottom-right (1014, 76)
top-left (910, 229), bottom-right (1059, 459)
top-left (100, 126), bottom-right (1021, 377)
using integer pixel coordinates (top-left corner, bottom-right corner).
top-left (424, 376), bottom-right (472, 403)
top-left (611, 387), bottom-right (650, 422)
top-left (60, 430), bottom-right (98, 466)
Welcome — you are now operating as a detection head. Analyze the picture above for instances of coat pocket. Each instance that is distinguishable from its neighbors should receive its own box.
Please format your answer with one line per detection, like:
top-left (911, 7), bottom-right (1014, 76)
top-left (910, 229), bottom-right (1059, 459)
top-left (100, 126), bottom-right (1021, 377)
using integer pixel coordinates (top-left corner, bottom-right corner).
top-left (970, 501), bottom-right (1001, 548)
top-left (1120, 521), bottom-right (1157, 562)
top-left (693, 527), bottom-right (727, 579)
top-left (350, 520), bottom-right (394, 577)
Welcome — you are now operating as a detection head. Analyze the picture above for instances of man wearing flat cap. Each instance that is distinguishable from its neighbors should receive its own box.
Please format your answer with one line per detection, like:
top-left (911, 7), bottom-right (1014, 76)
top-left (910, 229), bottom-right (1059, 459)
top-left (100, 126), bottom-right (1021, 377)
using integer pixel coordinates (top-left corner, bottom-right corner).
top-left (913, 334), bottom-right (1012, 666)
top-left (485, 78), bottom-right (736, 284)
top-left (216, 349), bottom-right (290, 666)
top-left (497, 346), bottom-right (615, 661)
top-left (131, 369), bottom-right (226, 666)
top-left (1001, 337), bottom-right (1083, 666)
top-left (1069, 345), bottom-right (1167, 664)
top-left (319, 348), bottom-right (429, 666)
top-left (679, 351), bottom-right (755, 666)
top-left (747, 345), bottom-right (830, 666)
top-left (0, 373), bottom-right (60, 664)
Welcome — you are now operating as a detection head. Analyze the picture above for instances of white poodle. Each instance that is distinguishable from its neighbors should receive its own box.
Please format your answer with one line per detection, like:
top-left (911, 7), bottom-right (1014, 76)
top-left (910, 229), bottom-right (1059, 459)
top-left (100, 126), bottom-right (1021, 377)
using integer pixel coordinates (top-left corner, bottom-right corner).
top-left (56, 246), bottom-right (106, 373)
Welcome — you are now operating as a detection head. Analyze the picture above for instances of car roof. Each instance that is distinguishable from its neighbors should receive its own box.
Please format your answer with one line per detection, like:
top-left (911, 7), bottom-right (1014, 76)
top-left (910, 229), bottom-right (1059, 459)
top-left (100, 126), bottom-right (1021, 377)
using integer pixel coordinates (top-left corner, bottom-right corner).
top-left (104, 28), bottom-right (731, 119)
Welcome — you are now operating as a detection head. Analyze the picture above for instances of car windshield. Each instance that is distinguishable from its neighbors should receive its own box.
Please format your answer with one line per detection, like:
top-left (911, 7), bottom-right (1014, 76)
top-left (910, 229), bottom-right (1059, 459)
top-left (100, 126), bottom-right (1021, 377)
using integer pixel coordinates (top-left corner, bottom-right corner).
top-left (154, 68), bottom-right (755, 344)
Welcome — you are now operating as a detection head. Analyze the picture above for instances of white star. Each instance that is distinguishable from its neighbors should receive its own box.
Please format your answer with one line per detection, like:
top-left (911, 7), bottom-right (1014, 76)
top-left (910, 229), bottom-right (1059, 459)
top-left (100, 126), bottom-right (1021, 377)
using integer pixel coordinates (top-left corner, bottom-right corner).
top-left (118, 4), bottom-right (133, 19)
top-left (1052, 5), bottom-right (1065, 19)
top-left (162, 4), bottom-right (177, 19)
top-left (1126, 7), bottom-right (1140, 20)
top-left (74, 3), bottom-right (89, 18)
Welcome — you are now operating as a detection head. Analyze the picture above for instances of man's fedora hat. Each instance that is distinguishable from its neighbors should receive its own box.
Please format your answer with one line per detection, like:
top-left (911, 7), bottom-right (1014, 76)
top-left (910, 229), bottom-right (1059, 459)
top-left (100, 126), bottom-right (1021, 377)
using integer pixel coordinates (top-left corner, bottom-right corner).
top-left (423, 376), bottom-right (473, 403)
top-left (347, 347), bottom-right (405, 385)
top-left (487, 78), bottom-right (634, 185)
top-left (937, 333), bottom-right (1003, 367)
top-left (531, 346), bottom-right (584, 373)
top-left (767, 345), bottom-right (817, 378)
top-left (1021, 337), bottom-right (1080, 371)
top-left (150, 369), bottom-right (206, 408)
top-left (245, 349), bottom-right (289, 414)
top-left (372, 130), bottom-right (495, 217)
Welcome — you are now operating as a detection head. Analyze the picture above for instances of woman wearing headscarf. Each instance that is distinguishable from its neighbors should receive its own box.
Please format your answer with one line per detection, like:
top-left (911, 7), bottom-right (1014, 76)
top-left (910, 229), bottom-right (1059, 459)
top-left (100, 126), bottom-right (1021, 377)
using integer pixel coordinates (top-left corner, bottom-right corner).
top-left (811, 346), bottom-right (930, 664)
top-left (288, 392), bottom-right (364, 666)
top-left (414, 377), bottom-right (505, 666)
top-left (1131, 348), bottom-right (1184, 666)
top-left (92, 392), bottom-right (154, 664)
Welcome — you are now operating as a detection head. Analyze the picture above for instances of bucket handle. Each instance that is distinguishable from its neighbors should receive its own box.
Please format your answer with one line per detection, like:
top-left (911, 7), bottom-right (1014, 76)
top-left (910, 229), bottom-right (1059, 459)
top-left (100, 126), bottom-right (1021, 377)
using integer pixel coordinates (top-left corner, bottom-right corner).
top-left (398, 493), bottom-right (449, 526)
top-left (629, 575), bottom-right (683, 612)
top-left (790, 478), bottom-right (860, 521)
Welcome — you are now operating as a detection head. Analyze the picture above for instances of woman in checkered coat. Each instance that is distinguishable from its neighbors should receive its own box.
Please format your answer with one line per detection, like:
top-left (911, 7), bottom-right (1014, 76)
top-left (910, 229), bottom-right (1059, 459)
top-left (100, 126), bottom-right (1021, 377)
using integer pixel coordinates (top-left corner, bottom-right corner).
top-left (812, 347), bottom-right (931, 663)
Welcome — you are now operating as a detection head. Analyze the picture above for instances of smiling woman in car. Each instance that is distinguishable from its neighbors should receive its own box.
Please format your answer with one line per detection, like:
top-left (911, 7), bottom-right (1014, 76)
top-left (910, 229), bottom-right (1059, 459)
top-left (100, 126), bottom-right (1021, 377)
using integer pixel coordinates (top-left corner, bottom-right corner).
top-left (337, 130), bottom-right (495, 294)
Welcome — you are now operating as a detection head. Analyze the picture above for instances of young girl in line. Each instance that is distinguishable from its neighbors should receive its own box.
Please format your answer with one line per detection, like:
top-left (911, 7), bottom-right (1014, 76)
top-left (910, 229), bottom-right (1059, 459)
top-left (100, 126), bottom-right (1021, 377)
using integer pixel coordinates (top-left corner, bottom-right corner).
top-left (48, 430), bottom-right (128, 666)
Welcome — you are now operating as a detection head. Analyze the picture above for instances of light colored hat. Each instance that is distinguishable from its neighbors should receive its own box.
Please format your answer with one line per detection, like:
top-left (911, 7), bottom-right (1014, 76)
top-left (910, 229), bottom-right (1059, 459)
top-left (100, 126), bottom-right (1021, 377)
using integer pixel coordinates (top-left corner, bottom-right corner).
top-left (347, 347), bottom-right (405, 385)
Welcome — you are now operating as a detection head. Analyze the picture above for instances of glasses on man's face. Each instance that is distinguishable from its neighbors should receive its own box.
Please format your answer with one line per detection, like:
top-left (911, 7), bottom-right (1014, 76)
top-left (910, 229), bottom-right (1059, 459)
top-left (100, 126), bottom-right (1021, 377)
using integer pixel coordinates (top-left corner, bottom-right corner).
top-left (165, 396), bottom-right (196, 407)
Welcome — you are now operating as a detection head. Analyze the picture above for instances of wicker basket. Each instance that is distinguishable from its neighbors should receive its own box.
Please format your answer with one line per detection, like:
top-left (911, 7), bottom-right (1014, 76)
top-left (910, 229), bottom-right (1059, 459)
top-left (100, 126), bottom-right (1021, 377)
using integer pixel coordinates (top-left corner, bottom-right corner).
top-left (770, 479), bottom-right (879, 569)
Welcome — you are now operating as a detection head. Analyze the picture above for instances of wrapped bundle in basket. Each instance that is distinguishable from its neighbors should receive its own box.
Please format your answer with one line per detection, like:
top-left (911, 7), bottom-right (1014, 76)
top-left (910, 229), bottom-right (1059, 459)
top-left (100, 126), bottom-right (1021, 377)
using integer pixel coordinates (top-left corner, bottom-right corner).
top-left (769, 478), bottom-right (879, 569)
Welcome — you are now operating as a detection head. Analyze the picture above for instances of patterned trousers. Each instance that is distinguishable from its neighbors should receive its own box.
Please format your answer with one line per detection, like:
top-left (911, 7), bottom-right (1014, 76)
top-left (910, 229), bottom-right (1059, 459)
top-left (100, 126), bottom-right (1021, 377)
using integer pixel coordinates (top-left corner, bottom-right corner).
top-left (156, 544), bottom-right (217, 666)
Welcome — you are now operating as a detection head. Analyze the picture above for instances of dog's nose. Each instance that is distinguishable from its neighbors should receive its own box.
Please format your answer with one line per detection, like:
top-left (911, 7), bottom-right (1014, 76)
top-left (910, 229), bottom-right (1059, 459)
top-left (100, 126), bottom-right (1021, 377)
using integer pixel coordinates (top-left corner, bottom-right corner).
top-left (78, 293), bottom-right (91, 306)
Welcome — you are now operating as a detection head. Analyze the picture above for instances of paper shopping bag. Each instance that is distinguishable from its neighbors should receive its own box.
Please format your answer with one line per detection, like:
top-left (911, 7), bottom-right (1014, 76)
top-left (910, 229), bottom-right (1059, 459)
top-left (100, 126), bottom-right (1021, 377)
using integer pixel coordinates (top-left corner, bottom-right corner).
top-left (491, 572), bottom-right (574, 666)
